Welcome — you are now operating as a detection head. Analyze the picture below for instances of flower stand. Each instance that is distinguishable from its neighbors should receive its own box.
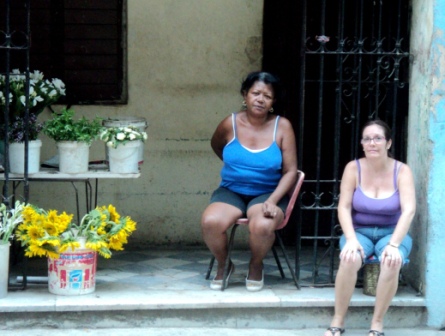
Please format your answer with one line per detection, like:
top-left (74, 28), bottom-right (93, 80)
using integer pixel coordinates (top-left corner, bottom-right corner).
top-left (0, 242), bottom-right (10, 299)
top-left (47, 242), bottom-right (97, 295)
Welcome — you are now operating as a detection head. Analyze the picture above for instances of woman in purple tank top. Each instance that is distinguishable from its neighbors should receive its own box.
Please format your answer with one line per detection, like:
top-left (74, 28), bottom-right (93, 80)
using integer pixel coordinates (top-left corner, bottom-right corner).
top-left (201, 72), bottom-right (298, 292)
top-left (324, 120), bottom-right (416, 336)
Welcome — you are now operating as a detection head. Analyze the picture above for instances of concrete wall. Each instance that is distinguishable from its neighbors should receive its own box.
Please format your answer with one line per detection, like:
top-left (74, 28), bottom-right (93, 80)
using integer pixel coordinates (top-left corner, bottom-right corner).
top-left (409, 0), bottom-right (445, 328)
top-left (29, 0), bottom-right (263, 249)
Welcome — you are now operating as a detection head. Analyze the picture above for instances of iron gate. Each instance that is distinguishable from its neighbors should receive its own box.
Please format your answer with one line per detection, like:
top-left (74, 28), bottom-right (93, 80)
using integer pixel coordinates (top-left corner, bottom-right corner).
top-left (292, 0), bottom-right (411, 286)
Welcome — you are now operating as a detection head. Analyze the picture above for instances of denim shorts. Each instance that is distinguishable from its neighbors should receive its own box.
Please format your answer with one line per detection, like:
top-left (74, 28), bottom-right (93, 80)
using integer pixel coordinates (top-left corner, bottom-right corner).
top-left (210, 187), bottom-right (289, 217)
top-left (339, 226), bottom-right (412, 265)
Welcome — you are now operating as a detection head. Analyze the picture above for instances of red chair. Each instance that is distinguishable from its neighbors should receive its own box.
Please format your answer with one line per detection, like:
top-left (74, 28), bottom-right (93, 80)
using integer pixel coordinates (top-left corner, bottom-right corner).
top-left (206, 170), bottom-right (305, 291)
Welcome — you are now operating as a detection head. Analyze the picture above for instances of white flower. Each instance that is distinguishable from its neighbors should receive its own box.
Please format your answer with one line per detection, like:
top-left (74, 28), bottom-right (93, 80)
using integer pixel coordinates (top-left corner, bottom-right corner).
top-left (116, 132), bottom-right (126, 141)
top-left (48, 89), bottom-right (58, 97)
top-left (30, 70), bottom-right (44, 81)
top-left (10, 69), bottom-right (22, 81)
top-left (0, 91), bottom-right (13, 105)
top-left (20, 87), bottom-right (44, 106)
top-left (52, 78), bottom-right (66, 94)
top-left (129, 133), bottom-right (136, 140)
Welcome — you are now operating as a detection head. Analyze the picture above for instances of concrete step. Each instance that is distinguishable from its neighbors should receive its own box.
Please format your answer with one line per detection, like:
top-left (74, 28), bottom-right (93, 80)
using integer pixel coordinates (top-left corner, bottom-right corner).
top-left (0, 285), bottom-right (426, 330)
top-left (2, 249), bottom-right (427, 331)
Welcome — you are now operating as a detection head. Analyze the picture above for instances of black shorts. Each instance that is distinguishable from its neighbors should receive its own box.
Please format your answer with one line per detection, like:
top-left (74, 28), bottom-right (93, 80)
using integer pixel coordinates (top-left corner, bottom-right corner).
top-left (210, 187), bottom-right (289, 217)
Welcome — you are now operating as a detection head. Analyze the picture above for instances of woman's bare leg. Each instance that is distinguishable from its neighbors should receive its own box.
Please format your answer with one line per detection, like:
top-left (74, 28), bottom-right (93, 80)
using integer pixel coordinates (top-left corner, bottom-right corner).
top-left (246, 204), bottom-right (283, 280)
top-left (368, 263), bottom-right (401, 335)
top-left (201, 202), bottom-right (242, 279)
top-left (324, 257), bottom-right (362, 336)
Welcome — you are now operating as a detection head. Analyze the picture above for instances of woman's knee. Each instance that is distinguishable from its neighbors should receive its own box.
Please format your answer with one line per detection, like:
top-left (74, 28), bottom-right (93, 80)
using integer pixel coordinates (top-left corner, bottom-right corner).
top-left (338, 257), bottom-right (362, 274)
top-left (378, 263), bottom-right (401, 280)
top-left (249, 219), bottom-right (276, 237)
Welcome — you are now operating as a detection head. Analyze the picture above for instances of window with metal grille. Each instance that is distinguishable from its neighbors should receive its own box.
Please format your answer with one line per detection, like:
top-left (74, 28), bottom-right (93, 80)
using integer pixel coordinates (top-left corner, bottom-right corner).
top-left (0, 0), bottom-right (127, 105)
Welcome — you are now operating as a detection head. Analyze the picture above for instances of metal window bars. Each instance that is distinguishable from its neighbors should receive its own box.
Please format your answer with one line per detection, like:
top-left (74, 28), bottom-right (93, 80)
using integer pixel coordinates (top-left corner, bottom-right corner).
top-left (1, 0), bottom-right (32, 290)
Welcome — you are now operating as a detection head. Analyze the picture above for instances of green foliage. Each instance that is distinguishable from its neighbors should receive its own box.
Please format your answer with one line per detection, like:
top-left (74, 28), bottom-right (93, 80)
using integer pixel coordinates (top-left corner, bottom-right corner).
top-left (43, 108), bottom-right (102, 145)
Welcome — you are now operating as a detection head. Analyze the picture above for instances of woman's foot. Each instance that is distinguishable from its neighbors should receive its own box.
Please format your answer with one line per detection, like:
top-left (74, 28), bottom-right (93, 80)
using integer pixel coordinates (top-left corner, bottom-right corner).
top-left (245, 270), bottom-right (264, 291)
top-left (324, 327), bottom-right (345, 336)
top-left (368, 320), bottom-right (384, 336)
top-left (247, 261), bottom-right (263, 281)
top-left (210, 261), bottom-right (234, 290)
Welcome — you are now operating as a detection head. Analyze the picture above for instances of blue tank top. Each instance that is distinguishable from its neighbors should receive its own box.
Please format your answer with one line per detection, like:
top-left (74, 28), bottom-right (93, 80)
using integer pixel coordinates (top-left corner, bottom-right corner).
top-left (219, 113), bottom-right (283, 196)
top-left (352, 159), bottom-right (402, 228)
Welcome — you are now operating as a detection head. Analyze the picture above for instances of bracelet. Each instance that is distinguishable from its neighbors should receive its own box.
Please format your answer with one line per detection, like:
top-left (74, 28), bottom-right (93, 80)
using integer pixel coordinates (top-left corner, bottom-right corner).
top-left (388, 242), bottom-right (399, 248)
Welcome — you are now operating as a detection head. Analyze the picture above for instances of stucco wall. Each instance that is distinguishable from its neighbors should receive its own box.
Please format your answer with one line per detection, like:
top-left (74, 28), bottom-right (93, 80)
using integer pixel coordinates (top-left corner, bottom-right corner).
top-left (32, 0), bottom-right (264, 248)
top-left (409, 0), bottom-right (445, 328)
top-left (406, 0), bottom-right (432, 298)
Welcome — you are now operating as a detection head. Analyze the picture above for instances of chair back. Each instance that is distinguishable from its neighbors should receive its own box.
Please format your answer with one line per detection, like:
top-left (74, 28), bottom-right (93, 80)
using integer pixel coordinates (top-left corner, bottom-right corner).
top-left (277, 170), bottom-right (305, 230)
top-left (235, 170), bottom-right (305, 229)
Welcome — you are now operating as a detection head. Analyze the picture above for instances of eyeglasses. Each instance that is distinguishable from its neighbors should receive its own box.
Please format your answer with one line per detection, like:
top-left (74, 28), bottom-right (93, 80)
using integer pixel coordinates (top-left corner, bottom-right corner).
top-left (361, 136), bottom-right (386, 144)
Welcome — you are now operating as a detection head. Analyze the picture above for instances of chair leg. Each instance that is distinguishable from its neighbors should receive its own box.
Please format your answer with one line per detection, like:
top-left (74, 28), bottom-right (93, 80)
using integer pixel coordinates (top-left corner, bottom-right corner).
top-left (275, 231), bottom-right (301, 290)
top-left (272, 246), bottom-right (285, 278)
top-left (206, 256), bottom-right (215, 280)
top-left (221, 224), bottom-right (239, 291)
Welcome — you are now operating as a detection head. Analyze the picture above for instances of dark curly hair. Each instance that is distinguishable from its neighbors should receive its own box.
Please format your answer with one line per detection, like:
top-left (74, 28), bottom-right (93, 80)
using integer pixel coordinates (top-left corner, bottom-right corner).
top-left (240, 71), bottom-right (284, 107)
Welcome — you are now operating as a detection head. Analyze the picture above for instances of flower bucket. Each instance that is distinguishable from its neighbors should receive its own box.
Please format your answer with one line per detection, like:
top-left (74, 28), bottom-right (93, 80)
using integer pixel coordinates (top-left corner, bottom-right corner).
top-left (8, 139), bottom-right (42, 174)
top-left (0, 242), bottom-right (10, 299)
top-left (107, 140), bottom-right (140, 173)
top-left (47, 240), bottom-right (97, 296)
top-left (57, 141), bottom-right (90, 173)
top-left (102, 117), bottom-right (148, 165)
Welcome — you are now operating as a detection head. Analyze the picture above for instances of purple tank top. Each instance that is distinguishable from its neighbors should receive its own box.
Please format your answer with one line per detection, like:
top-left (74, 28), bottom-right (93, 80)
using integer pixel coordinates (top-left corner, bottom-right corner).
top-left (352, 159), bottom-right (402, 228)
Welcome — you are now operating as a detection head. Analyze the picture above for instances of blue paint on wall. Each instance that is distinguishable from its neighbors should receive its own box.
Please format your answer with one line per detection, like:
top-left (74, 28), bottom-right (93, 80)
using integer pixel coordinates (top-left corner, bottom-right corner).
top-left (426, 1), bottom-right (445, 327)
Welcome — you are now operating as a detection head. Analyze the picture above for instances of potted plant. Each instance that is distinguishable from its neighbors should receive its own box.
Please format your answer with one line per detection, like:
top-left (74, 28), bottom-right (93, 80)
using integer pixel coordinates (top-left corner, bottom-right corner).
top-left (0, 201), bottom-right (27, 298)
top-left (5, 115), bottom-right (44, 174)
top-left (43, 108), bottom-right (102, 173)
top-left (0, 69), bottom-right (66, 174)
top-left (15, 203), bottom-right (137, 295)
top-left (99, 126), bottom-right (147, 173)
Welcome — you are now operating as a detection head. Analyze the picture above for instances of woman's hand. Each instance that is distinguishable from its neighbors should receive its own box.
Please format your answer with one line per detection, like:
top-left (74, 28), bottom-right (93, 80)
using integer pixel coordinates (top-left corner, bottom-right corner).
top-left (262, 201), bottom-right (280, 218)
top-left (381, 245), bottom-right (402, 267)
top-left (340, 239), bottom-right (365, 262)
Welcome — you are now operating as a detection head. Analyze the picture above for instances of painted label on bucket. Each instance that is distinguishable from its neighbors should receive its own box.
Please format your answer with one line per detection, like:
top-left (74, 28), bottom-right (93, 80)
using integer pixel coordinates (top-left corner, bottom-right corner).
top-left (48, 250), bottom-right (97, 295)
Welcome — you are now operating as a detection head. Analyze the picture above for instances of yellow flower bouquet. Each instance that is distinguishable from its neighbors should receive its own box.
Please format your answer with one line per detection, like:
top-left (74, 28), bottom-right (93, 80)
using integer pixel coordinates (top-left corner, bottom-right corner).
top-left (16, 204), bottom-right (137, 259)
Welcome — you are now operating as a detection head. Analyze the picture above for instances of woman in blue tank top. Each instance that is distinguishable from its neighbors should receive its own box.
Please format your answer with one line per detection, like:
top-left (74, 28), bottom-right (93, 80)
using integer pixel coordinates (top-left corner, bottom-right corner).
top-left (201, 72), bottom-right (298, 292)
top-left (324, 120), bottom-right (416, 336)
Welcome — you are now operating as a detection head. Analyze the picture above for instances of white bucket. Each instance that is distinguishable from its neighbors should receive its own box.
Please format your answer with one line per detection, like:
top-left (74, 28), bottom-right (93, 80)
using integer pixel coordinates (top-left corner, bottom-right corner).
top-left (102, 117), bottom-right (148, 165)
top-left (0, 242), bottom-right (10, 299)
top-left (57, 141), bottom-right (90, 173)
top-left (9, 139), bottom-right (42, 174)
top-left (107, 141), bottom-right (140, 173)
top-left (47, 239), bottom-right (97, 296)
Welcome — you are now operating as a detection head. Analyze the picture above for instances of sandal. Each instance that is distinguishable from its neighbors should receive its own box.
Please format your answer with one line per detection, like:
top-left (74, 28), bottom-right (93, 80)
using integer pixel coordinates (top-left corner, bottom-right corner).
top-left (368, 330), bottom-right (384, 336)
top-left (210, 261), bottom-right (234, 290)
top-left (325, 327), bottom-right (345, 336)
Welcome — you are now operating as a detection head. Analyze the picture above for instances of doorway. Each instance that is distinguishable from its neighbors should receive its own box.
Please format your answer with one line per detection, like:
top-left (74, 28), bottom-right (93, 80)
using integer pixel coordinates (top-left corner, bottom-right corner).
top-left (263, 0), bottom-right (411, 284)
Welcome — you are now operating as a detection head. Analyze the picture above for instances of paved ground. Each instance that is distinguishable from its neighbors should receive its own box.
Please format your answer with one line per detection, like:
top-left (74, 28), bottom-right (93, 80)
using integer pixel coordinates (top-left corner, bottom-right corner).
top-left (1, 327), bottom-right (444, 336)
